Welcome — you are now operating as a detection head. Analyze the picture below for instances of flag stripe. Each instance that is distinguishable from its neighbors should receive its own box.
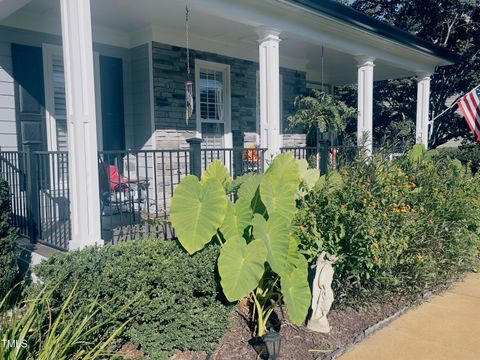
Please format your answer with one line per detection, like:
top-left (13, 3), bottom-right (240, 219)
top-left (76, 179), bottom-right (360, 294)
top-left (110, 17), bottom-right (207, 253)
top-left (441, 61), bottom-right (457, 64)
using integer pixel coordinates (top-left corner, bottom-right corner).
top-left (459, 100), bottom-right (480, 137)
top-left (457, 87), bottom-right (480, 142)
top-left (463, 96), bottom-right (480, 133)
top-left (466, 92), bottom-right (480, 128)
top-left (460, 97), bottom-right (480, 135)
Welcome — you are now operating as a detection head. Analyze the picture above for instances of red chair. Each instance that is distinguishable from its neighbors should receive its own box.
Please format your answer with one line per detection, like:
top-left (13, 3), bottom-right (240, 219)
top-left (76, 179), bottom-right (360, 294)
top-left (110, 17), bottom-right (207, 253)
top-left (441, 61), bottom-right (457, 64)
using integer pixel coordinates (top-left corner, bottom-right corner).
top-left (98, 162), bottom-right (134, 215)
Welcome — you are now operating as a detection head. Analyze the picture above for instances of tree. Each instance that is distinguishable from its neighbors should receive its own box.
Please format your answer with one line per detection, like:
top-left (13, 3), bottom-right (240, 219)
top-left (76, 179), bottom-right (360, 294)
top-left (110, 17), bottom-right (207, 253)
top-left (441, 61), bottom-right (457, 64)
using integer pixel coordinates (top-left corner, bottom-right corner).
top-left (287, 89), bottom-right (356, 144)
top-left (347, 0), bottom-right (480, 147)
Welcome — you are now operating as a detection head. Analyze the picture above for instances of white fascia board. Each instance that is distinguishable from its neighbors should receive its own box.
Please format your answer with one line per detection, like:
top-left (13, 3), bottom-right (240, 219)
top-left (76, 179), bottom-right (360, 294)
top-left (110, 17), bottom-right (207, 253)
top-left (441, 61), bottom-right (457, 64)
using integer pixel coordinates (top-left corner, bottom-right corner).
top-left (0, 0), bottom-right (31, 20)
top-left (195, 0), bottom-right (444, 73)
top-left (1, 11), bottom-right (131, 48)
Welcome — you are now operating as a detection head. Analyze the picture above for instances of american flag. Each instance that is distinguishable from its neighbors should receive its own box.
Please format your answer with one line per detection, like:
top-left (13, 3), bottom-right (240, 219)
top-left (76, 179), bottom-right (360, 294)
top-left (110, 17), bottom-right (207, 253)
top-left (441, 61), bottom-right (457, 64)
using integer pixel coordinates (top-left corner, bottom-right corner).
top-left (457, 86), bottom-right (480, 141)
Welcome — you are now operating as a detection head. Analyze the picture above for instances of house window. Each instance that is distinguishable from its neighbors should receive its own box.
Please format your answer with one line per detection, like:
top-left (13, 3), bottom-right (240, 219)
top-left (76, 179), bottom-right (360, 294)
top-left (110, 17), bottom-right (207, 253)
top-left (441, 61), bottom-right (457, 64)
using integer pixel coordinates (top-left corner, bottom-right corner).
top-left (43, 45), bottom-right (68, 152)
top-left (195, 60), bottom-right (231, 149)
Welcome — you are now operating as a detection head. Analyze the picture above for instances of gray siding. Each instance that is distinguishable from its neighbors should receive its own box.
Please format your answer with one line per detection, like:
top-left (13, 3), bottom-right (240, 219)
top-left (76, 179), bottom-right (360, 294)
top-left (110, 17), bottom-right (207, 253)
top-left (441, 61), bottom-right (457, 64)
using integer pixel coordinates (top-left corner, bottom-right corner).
top-left (128, 44), bottom-right (152, 150)
top-left (0, 41), bottom-right (16, 150)
top-left (0, 25), bottom-right (133, 152)
top-left (152, 41), bottom-right (307, 148)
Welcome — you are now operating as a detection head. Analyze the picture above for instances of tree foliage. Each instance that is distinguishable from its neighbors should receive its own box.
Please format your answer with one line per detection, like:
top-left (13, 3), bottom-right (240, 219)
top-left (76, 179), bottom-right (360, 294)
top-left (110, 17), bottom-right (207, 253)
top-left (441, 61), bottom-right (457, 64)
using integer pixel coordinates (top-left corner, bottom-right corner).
top-left (287, 89), bottom-right (356, 138)
top-left (346, 0), bottom-right (480, 147)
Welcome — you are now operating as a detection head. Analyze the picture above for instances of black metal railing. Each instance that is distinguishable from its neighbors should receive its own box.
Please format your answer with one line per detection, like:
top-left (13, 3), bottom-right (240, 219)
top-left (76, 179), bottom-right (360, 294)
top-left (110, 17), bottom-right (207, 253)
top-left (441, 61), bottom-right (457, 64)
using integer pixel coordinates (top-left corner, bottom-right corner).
top-left (0, 151), bottom-right (28, 236)
top-left (1, 142), bottom-right (361, 251)
top-left (281, 143), bottom-right (362, 174)
top-left (36, 151), bottom-right (71, 251)
top-left (327, 145), bottom-right (362, 170)
top-left (201, 147), bottom-right (267, 178)
top-left (98, 149), bottom-right (190, 244)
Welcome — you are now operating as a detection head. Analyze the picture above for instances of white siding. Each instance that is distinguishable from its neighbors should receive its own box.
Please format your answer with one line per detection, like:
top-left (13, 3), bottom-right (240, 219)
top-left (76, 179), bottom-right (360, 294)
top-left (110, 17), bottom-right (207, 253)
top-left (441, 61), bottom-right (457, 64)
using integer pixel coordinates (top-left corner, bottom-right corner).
top-left (0, 41), bottom-right (17, 150)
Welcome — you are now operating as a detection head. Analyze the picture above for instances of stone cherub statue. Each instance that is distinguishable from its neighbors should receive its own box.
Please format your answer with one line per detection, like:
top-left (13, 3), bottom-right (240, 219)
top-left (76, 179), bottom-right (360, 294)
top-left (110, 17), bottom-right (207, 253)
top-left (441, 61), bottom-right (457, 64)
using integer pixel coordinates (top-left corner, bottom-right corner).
top-left (307, 251), bottom-right (338, 333)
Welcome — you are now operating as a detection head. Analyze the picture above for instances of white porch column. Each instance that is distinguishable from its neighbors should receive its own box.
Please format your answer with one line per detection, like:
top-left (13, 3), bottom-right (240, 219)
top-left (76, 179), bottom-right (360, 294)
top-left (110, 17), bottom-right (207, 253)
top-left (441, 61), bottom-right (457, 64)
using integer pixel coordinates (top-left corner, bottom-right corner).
top-left (257, 28), bottom-right (281, 161)
top-left (60, 0), bottom-right (103, 249)
top-left (356, 56), bottom-right (375, 156)
top-left (415, 73), bottom-right (431, 148)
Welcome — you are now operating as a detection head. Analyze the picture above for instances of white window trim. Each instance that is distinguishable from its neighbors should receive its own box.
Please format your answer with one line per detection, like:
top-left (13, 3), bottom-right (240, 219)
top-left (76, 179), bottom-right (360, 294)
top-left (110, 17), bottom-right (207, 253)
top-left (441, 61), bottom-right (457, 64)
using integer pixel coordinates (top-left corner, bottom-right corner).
top-left (195, 59), bottom-right (232, 149)
top-left (42, 43), bottom-right (103, 151)
top-left (42, 43), bottom-right (62, 152)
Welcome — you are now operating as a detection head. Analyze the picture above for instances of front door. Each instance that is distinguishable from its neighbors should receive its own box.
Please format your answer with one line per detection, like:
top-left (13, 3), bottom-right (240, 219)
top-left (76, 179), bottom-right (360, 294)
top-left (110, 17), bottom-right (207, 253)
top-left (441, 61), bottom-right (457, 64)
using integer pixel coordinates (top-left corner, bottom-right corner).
top-left (11, 44), bottom-right (47, 152)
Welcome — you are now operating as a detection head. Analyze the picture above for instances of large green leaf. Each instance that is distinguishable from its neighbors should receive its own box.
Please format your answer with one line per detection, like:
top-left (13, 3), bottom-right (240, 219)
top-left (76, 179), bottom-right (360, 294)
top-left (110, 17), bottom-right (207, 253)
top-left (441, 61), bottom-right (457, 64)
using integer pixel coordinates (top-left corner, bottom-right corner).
top-left (201, 160), bottom-right (232, 188)
top-left (281, 258), bottom-right (311, 325)
top-left (170, 176), bottom-right (227, 254)
top-left (220, 199), bottom-right (252, 239)
top-left (252, 214), bottom-right (290, 275)
top-left (260, 153), bottom-right (300, 222)
top-left (298, 159), bottom-right (320, 191)
top-left (285, 235), bottom-right (302, 274)
top-left (237, 173), bottom-right (266, 215)
top-left (218, 236), bottom-right (267, 301)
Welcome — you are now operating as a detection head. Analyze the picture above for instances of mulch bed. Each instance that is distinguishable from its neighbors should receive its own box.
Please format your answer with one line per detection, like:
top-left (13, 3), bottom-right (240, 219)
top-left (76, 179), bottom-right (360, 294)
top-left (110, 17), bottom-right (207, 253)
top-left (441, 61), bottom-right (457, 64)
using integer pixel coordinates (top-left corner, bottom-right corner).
top-left (170, 297), bottom-right (409, 360)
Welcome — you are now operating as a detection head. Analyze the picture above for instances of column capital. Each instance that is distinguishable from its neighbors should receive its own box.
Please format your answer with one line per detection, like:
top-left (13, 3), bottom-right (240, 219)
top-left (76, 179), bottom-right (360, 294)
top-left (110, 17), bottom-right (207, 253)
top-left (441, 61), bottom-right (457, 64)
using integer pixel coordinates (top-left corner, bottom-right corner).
top-left (355, 55), bottom-right (375, 67)
top-left (256, 27), bottom-right (282, 43)
top-left (415, 72), bottom-right (432, 81)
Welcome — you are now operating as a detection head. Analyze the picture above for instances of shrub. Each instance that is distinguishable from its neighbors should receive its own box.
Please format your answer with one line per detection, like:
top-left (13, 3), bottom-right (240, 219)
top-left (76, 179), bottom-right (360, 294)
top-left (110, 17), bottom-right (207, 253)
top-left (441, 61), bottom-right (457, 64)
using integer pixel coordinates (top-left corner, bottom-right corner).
top-left (32, 239), bottom-right (232, 359)
top-left (438, 145), bottom-right (480, 172)
top-left (295, 145), bottom-right (480, 305)
top-left (1, 284), bottom-right (127, 359)
top-left (0, 178), bottom-right (18, 300)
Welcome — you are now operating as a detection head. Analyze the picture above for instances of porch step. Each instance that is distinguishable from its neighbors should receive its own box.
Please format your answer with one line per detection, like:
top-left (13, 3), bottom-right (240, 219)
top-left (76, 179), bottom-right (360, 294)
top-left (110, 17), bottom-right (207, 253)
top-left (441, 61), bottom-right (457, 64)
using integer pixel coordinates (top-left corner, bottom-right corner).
top-left (17, 237), bottom-right (61, 283)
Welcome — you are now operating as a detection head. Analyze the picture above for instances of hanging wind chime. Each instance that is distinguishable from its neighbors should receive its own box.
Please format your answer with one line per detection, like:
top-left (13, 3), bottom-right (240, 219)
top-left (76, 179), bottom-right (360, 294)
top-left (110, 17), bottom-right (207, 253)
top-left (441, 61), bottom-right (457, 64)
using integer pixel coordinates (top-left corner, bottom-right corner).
top-left (185, 1), bottom-right (194, 125)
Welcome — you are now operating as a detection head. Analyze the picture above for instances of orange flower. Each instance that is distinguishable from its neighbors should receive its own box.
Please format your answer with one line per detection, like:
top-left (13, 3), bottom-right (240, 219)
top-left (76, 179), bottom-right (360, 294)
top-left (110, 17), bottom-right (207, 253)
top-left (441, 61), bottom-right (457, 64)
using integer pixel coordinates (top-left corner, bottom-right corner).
top-left (299, 225), bottom-right (305, 233)
top-left (372, 242), bottom-right (380, 249)
top-left (382, 213), bottom-right (388, 218)
top-left (368, 229), bottom-right (375, 236)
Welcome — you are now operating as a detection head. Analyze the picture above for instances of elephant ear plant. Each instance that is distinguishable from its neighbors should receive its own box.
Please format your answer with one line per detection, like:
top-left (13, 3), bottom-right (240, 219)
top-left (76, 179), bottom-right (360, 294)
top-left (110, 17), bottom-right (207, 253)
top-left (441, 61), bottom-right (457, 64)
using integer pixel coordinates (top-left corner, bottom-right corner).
top-left (170, 153), bottom-right (319, 336)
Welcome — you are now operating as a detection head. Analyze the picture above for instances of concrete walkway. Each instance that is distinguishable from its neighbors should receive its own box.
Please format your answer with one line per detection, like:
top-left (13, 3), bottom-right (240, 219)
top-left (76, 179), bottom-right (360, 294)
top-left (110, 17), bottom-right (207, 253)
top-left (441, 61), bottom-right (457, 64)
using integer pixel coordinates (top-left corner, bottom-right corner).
top-left (339, 273), bottom-right (480, 360)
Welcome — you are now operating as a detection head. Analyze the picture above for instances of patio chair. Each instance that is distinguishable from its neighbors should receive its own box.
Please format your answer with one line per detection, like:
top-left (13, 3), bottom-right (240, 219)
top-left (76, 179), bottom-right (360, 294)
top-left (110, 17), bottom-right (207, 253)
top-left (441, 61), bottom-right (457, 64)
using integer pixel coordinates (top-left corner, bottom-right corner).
top-left (98, 162), bottom-right (136, 215)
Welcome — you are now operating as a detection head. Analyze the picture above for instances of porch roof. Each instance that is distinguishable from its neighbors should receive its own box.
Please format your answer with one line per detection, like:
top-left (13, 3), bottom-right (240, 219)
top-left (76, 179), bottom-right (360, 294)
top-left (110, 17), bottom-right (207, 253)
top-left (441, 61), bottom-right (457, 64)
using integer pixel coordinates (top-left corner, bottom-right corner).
top-left (0, 0), bottom-right (459, 85)
top-left (286, 0), bottom-right (461, 65)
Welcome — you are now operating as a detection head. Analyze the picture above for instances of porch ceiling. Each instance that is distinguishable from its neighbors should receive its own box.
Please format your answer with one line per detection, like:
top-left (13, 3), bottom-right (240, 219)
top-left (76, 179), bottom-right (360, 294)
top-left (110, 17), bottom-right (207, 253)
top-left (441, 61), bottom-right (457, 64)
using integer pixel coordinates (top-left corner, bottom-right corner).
top-left (1, 0), bottom-right (444, 84)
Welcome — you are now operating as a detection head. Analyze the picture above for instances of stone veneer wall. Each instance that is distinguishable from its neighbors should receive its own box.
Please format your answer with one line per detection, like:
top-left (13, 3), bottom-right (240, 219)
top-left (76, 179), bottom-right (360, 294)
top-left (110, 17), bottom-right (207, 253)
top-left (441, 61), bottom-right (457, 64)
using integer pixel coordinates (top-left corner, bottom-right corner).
top-left (151, 41), bottom-right (306, 149)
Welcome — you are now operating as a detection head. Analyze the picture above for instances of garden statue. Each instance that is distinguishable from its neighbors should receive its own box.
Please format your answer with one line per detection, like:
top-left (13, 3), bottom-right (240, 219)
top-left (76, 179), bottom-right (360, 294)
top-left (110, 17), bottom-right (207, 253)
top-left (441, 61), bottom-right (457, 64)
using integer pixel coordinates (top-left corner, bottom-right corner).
top-left (307, 251), bottom-right (337, 333)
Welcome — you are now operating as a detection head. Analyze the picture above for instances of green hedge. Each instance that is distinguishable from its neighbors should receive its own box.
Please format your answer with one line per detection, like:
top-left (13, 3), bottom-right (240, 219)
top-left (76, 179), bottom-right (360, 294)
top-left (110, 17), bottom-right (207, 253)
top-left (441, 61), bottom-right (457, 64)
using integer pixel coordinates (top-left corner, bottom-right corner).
top-left (32, 239), bottom-right (232, 359)
top-left (0, 178), bottom-right (18, 300)
top-left (295, 147), bottom-right (480, 305)
top-left (438, 145), bottom-right (480, 172)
